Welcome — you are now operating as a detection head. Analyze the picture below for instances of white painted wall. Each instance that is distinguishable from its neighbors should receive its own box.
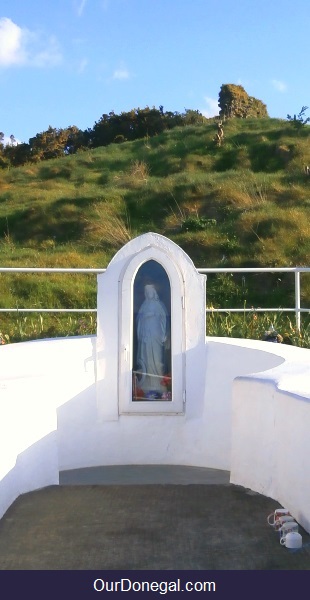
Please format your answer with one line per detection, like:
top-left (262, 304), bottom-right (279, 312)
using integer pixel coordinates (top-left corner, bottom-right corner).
top-left (0, 336), bottom-right (96, 519)
top-left (3, 330), bottom-right (309, 527)
top-left (230, 344), bottom-right (310, 533)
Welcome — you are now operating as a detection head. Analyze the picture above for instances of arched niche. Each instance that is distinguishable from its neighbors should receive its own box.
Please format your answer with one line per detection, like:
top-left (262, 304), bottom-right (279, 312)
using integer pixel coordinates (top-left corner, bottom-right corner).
top-left (132, 260), bottom-right (172, 402)
top-left (119, 246), bottom-right (185, 414)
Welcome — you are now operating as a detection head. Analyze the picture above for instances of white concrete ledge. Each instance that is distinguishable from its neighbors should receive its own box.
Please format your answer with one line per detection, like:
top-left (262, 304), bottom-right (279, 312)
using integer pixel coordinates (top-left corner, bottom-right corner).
top-left (230, 343), bottom-right (310, 533)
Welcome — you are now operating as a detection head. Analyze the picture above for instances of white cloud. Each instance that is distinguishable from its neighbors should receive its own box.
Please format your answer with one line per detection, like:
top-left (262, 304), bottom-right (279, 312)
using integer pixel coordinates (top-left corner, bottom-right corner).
top-left (201, 96), bottom-right (219, 118)
top-left (2, 135), bottom-right (21, 146)
top-left (113, 65), bottom-right (130, 80)
top-left (0, 17), bottom-right (62, 68)
top-left (0, 17), bottom-right (27, 66)
top-left (271, 79), bottom-right (287, 93)
top-left (76, 0), bottom-right (88, 17)
top-left (31, 35), bottom-right (62, 67)
top-left (78, 58), bottom-right (88, 73)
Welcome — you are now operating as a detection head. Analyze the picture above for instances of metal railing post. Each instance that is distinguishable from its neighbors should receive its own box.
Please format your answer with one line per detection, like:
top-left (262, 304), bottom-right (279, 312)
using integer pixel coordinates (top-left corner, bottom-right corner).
top-left (295, 270), bottom-right (301, 331)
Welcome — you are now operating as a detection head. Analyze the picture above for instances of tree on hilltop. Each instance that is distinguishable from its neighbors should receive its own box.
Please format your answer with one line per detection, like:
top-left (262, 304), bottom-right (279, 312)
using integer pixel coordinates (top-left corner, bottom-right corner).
top-left (287, 106), bottom-right (310, 129)
top-left (28, 125), bottom-right (87, 161)
top-left (218, 84), bottom-right (268, 119)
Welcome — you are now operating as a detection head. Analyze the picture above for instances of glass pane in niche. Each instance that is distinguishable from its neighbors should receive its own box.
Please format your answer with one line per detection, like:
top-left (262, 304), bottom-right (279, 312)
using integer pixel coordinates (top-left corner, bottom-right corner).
top-left (132, 260), bottom-right (172, 401)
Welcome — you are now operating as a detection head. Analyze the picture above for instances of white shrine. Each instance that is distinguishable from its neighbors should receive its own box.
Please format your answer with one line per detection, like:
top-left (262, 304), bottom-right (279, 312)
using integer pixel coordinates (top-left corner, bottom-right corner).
top-left (0, 233), bottom-right (310, 533)
top-left (96, 232), bottom-right (206, 419)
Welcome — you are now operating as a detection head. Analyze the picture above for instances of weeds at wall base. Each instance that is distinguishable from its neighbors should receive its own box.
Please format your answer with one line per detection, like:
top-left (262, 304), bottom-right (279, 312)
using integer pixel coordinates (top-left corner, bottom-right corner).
top-left (206, 311), bottom-right (310, 348)
top-left (0, 311), bottom-right (308, 348)
top-left (0, 313), bottom-right (97, 344)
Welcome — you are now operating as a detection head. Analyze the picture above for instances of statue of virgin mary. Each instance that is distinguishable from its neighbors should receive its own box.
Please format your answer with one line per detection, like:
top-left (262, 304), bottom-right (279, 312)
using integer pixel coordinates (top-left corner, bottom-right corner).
top-left (136, 284), bottom-right (167, 395)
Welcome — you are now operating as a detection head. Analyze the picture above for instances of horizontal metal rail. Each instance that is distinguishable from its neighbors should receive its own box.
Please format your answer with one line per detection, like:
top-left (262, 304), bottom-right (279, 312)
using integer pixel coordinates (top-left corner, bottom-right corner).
top-left (1, 267), bottom-right (307, 274)
top-left (0, 266), bottom-right (309, 330)
top-left (0, 267), bottom-right (106, 273)
top-left (205, 308), bottom-right (309, 313)
top-left (0, 308), bottom-right (96, 313)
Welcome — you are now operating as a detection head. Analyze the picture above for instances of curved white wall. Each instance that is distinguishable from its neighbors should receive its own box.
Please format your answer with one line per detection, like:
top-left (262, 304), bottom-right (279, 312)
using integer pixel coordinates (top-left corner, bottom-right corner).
top-left (0, 334), bottom-right (309, 534)
top-left (56, 337), bottom-right (284, 473)
top-left (230, 343), bottom-right (310, 533)
top-left (0, 336), bottom-right (96, 519)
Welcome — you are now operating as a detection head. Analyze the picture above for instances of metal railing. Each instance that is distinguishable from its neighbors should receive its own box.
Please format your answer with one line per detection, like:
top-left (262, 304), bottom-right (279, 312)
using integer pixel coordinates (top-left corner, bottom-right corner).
top-left (0, 266), bottom-right (309, 330)
top-left (199, 267), bottom-right (309, 330)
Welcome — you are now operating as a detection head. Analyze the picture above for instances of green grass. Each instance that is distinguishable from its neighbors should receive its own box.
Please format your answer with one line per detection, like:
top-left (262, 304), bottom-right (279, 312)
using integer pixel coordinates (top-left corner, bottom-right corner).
top-left (0, 116), bottom-right (309, 345)
top-left (0, 311), bottom-right (309, 348)
top-left (0, 313), bottom-right (96, 344)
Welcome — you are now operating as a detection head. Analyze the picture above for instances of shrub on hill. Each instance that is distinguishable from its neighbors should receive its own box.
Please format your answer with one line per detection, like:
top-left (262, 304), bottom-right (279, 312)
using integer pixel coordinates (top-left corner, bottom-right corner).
top-left (218, 84), bottom-right (268, 119)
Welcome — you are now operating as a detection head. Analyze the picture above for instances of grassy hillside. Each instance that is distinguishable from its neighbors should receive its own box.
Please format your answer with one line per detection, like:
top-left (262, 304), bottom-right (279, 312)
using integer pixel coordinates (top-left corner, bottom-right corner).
top-left (0, 117), bottom-right (309, 344)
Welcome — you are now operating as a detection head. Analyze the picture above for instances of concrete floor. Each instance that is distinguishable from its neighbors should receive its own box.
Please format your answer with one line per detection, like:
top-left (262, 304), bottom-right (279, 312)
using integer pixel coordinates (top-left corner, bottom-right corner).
top-left (0, 466), bottom-right (309, 570)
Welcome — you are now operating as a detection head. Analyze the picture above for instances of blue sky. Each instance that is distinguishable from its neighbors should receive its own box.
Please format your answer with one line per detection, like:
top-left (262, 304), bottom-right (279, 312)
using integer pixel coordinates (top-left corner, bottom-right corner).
top-left (1, 0), bottom-right (309, 144)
